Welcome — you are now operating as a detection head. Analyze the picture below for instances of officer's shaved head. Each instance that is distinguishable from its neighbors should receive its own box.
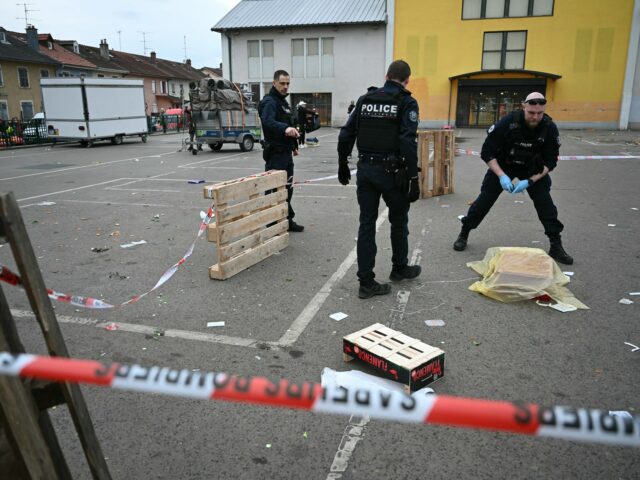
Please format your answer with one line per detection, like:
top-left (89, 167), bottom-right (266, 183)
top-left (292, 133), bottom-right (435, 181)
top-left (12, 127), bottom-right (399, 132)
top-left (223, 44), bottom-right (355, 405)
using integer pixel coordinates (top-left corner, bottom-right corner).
top-left (386, 60), bottom-right (411, 83)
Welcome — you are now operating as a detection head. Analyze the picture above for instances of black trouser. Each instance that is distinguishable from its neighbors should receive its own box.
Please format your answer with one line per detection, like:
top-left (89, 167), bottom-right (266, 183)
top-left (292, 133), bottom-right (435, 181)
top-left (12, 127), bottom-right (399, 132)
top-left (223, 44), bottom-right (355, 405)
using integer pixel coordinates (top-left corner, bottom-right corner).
top-left (299, 127), bottom-right (306, 145)
top-left (356, 160), bottom-right (410, 284)
top-left (461, 169), bottom-right (564, 238)
top-left (265, 150), bottom-right (295, 221)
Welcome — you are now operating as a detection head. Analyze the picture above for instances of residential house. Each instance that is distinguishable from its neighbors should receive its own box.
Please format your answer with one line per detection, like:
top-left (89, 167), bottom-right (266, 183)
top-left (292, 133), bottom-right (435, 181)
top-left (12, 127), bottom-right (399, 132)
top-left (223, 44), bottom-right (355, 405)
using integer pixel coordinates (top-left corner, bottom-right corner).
top-left (12, 26), bottom-right (98, 78)
top-left (212, 0), bottom-right (390, 126)
top-left (0, 27), bottom-right (59, 121)
top-left (104, 48), bottom-right (202, 115)
top-left (200, 65), bottom-right (223, 79)
top-left (62, 39), bottom-right (128, 79)
top-left (392, 0), bottom-right (640, 129)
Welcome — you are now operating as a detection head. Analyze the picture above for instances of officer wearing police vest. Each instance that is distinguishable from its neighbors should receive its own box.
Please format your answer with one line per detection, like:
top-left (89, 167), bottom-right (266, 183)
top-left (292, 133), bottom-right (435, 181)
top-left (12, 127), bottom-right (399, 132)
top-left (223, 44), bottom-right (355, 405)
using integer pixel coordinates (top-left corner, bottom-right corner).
top-left (258, 69), bottom-right (304, 232)
top-left (453, 92), bottom-right (573, 265)
top-left (338, 60), bottom-right (422, 299)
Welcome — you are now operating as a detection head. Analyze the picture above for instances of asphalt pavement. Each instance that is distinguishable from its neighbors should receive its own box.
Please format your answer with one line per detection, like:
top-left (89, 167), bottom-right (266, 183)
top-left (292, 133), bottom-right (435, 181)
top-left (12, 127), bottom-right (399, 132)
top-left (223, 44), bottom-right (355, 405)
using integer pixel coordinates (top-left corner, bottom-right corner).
top-left (0, 128), bottom-right (638, 479)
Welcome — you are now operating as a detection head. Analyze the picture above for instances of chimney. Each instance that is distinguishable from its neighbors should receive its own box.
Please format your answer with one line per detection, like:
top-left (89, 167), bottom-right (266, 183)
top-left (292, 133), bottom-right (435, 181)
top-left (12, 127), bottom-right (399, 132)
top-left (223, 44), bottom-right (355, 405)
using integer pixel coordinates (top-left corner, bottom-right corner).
top-left (150, 51), bottom-right (156, 62)
top-left (26, 25), bottom-right (39, 51)
top-left (185, 58), bottom-right (191, 67)
top-left (100, 39), bottom-right (109, 59)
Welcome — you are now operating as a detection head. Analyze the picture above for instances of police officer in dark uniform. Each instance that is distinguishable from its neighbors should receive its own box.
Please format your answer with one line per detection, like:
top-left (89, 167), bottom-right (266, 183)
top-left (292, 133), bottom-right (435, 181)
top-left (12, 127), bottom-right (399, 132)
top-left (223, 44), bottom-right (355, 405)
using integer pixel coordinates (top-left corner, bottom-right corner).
top-left (338, 60), bottom-right (422, 299)
top-left (453, 92), bottom-right (573, 265)
top-left (258, 69), bottom-right (304, 232)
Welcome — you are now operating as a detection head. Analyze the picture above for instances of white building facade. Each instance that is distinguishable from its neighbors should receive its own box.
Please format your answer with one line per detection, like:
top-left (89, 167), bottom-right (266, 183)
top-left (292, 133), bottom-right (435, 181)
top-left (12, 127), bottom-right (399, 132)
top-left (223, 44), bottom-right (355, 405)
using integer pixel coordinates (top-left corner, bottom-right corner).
top-left (213, 0), bottom-right (394, 127)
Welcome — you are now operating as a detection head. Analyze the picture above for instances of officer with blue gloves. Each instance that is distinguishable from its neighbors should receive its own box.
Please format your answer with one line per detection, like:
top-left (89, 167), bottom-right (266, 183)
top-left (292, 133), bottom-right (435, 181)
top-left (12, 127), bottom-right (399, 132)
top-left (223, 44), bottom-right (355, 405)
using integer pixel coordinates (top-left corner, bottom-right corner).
top-left (453, 92), bottom-right (573, 265)
top-left (338, 60), bottom-right (422, 299)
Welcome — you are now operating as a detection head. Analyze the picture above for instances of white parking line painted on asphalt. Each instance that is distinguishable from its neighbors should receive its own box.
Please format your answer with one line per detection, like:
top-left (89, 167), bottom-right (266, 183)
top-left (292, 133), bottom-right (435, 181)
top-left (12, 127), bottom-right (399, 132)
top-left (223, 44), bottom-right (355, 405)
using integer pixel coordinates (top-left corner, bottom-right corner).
top-left (326, 247), bottom-right (419, 478)
top-left (10, 309), bottom-right (261, 348)
top-left (44, 199), bottom-right (175, 208)
top-left (276, 209), bottom-right (389, 347)
top-left (17, 178), bottom-right (126, 202)
top-left (178, 152), bottom-right (246, 168)
top-left (105, 187), bottom-right (183, 193)
top-left (0, 150), bottom-right (178, 182)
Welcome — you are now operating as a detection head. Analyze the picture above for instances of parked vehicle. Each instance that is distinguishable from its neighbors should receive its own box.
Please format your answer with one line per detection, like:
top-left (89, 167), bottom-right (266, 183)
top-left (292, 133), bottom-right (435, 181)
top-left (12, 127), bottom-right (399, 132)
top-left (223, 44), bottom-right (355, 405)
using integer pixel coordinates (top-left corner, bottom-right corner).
top-left (41, 78), bottom-right (148, 146)
top-left (22, 112), bottom-right (48, 141)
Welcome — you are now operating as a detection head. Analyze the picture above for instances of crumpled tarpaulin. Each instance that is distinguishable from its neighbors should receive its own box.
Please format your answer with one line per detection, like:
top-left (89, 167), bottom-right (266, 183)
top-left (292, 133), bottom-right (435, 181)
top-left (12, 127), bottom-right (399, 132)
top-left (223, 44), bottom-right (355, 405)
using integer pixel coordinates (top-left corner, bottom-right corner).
top-left (466, 247), bottom-right (589, 309)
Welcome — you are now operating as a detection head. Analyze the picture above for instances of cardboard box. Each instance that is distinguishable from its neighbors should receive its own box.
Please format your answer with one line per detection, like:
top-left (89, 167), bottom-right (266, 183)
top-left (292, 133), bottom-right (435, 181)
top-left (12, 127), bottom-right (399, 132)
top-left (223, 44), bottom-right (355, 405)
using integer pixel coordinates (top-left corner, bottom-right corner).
top-left (343, 323), bottom-right (445, 393)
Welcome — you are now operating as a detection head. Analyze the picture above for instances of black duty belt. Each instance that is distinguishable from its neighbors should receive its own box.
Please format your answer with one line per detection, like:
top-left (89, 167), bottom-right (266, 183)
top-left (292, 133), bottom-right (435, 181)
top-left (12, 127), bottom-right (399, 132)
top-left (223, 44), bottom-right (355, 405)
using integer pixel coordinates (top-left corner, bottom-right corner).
top-left (358, 153), bottom-right (391, 165)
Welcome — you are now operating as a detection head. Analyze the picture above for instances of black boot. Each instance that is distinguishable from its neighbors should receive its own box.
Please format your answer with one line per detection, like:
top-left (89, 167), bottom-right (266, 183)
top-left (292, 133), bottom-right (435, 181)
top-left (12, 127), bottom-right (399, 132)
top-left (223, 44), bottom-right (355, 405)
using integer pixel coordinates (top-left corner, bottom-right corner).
top-left (389, 264), bottom-right (422, 281)
top-left (288, 221), bottom-right (304, 232)
top-left (453, 227), bottom-right (470, 251)
top-left (359, 280), bottom-right (391, 299)
top-left (548, 237), bottom-right (573, 265)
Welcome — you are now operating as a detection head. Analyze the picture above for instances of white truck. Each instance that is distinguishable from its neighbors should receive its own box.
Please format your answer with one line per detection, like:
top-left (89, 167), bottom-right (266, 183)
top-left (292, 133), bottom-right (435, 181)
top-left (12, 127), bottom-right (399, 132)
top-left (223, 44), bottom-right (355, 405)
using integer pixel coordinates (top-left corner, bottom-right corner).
top-left (41, 78), bottom-right (148, 146)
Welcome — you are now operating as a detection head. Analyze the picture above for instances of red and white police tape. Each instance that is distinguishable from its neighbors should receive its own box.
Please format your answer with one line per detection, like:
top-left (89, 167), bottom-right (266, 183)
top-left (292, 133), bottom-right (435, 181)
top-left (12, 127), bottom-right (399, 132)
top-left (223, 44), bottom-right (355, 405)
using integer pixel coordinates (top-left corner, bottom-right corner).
top-left (1, 352), bottom-right (637, 447)
top-left (0, 202), bottom-right (215, 309)
top-left (455, 148), bottom-right (640, 161)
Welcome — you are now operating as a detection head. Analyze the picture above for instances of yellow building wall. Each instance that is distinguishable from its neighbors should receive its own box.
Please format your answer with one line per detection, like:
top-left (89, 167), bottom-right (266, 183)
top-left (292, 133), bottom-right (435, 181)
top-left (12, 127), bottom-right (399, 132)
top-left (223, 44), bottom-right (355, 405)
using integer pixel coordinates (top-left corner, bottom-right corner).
top-left (394, 0), bottom-right (634, 126)
top-left (0, 61), bottom-right (55, 120)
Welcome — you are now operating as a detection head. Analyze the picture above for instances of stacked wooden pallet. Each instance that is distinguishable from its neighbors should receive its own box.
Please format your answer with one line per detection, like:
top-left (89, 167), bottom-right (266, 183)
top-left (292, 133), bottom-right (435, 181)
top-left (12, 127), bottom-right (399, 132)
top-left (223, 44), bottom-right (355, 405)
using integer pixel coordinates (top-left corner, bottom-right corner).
top-left (203, 170), bottom-right (289, 280)
top-left (418, 130), bottom-right (455, 198)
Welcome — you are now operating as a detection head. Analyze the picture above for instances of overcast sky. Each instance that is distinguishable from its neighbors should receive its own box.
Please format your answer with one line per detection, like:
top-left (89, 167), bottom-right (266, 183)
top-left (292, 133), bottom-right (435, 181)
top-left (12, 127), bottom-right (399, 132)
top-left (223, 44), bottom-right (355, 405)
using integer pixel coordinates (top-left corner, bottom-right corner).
top-left (4, 0), bottom-right (241, 68)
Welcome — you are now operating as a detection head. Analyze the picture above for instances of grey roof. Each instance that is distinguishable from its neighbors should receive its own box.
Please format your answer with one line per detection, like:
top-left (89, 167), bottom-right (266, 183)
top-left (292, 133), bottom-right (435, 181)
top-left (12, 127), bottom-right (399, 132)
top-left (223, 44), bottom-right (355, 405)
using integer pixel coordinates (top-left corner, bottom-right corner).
top-left (212, 0), bottom-right (387, 31)
top-left (0, 28), bottom-right (60, 65)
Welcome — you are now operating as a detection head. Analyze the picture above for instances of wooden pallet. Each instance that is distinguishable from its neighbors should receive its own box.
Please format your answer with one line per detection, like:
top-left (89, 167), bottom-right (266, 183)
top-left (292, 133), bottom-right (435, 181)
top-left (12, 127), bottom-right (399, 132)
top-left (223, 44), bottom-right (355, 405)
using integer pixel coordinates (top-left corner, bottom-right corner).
top-left (203, 170), bottom-right (289, 280)
top-left (343, 323), bottom-right (445, 393)
top-left (418, 130), bottom-right (455, 198)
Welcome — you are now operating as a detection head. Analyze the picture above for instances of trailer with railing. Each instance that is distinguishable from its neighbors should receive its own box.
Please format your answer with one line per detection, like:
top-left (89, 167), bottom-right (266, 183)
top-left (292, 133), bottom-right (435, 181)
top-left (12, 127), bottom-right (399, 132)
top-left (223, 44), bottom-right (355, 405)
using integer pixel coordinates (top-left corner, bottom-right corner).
top-left (187, 78), bottom-right (261, 155)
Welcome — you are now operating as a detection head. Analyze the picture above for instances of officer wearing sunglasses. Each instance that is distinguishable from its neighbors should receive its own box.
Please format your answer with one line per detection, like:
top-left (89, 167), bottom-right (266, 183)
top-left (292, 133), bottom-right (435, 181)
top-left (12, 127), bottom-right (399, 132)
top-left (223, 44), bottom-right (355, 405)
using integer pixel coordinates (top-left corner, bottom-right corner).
top-left (453, 92), bottom-right (573, 265)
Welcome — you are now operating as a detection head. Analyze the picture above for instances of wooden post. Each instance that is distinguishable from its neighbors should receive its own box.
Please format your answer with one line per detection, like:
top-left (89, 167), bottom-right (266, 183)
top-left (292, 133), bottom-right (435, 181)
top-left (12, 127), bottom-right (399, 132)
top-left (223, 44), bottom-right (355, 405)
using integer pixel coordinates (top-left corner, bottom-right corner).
top-left (0, 192), bottom-right (111, 480)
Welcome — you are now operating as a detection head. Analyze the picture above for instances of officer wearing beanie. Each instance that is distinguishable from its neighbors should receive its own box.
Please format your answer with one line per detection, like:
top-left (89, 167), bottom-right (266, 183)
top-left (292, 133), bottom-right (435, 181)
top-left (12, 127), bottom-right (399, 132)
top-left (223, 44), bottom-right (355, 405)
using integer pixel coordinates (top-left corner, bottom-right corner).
top-left (453, 92), bottom-right (573, 265)
top-left (337, 60), bottom-right (422, 299)
top-left (258, 70), bottom-right (304, 232)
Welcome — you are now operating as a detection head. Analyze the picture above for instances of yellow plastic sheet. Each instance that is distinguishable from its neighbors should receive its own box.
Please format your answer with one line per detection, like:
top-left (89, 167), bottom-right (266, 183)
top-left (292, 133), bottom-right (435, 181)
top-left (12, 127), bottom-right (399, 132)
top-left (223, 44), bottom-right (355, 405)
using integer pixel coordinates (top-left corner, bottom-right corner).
top-left (467, 247), bottom-right (589, 309)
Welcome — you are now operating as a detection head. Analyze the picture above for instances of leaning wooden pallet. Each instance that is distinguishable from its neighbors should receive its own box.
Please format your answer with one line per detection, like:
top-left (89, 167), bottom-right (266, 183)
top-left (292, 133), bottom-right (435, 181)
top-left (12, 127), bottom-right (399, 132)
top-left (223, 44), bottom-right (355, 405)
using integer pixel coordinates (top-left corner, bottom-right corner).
top-left (417, 130), bottom-right (455, 198)
top-left (203, 170), bottom-right (289, 280)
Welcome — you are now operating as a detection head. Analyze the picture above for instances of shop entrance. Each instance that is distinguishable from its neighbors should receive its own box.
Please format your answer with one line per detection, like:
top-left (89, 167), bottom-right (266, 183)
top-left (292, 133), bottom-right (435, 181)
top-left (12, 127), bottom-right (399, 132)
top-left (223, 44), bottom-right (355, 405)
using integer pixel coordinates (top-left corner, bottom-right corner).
top-left (455, 79), bottom-right (546, 128)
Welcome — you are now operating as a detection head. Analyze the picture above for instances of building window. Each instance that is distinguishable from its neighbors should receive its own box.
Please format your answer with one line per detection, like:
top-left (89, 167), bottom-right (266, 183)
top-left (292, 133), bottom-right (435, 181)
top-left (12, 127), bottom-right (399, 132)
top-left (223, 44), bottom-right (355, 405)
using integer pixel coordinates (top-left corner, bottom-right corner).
top-left (463, 0), bottom-right (553, 19)
top-left (322, 38), bottom-right (334, 78)
top-left (47, 41), bottom-right (53, 50)
top-left (18, 67), bottom-right (30, 88)
top-left (482, 31), bottom-right (526, 69)
top-left (0, 101), bottom-right (8, 121)
top-left (73, 42), bottom-right (79, 54)
top-left (292, 39), bottom-right (304, 77)
top-left (40, 69), bottom-right (50, 78)
top-left (171, 83), bottom-right (176, 94)
top-left (0, 32), bottom-right (8, 44)
top-left (161, 81), bottom-right (167, 94)
top-left (20, 101), bottom-right (34, 121)
top-left (248, 39), bottom-right (273, 80)
top-left (152, 80), bottom-right (157, 93)
top-left (97, 74), bottom-right (105, 78)
top-left (0, 65), bottom-right (4, 86)
top-left (291, 37), bottom-right (334, 78)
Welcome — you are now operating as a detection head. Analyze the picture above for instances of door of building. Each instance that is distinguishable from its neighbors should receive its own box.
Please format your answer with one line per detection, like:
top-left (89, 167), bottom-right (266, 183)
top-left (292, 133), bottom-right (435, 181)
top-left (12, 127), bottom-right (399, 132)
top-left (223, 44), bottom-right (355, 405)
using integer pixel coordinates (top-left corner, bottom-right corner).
top-left (456, 79), bottom-right (546, 128)
top-left (290, 93), bottom-right (332, 126)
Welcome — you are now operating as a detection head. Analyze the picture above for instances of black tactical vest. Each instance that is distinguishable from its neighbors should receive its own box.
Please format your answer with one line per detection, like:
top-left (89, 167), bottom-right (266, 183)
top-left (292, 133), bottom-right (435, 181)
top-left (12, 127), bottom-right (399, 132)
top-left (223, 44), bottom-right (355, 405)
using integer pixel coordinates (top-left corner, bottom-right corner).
top-left (356, 89), bottom-right (404, 154)
top-left (504, 113), bottom-right (549, 175)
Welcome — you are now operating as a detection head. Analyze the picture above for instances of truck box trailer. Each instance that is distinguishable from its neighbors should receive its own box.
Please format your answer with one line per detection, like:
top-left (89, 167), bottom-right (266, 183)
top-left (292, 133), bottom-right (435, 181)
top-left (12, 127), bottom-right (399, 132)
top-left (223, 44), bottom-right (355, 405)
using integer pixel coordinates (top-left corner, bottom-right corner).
top-left (41, 78), bottom-right (148, 146)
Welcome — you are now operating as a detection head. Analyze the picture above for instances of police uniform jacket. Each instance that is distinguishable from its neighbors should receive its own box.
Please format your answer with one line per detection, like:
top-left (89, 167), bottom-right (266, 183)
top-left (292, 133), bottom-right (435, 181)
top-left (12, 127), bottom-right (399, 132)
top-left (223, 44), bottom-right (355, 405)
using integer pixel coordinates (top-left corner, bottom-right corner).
top-left (338, 80), bottom-right (420, 178)
top-left (258, 87), bottom-right (297, 151)
top-left (481, 109), bottom-right (560, 176)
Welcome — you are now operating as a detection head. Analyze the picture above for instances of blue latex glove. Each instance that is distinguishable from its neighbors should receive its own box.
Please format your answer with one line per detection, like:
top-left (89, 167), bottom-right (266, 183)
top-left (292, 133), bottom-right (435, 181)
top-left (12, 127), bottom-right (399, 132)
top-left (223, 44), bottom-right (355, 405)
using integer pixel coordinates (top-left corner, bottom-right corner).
top-left (499, 175), bottom-right (514, 193)
top-left (512, 179), bottom-right (530, 194)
